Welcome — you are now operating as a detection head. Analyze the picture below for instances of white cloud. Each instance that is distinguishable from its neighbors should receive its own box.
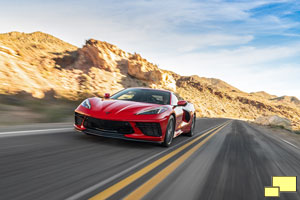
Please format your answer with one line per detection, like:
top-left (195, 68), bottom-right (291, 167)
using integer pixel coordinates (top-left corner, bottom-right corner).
top-left (175, 44), bottom-right (300, 67)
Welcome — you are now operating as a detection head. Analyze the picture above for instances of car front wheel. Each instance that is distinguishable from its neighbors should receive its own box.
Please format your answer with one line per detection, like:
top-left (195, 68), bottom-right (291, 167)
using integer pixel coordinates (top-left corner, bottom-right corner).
top-left (162, 116), bottom-right (175, 147)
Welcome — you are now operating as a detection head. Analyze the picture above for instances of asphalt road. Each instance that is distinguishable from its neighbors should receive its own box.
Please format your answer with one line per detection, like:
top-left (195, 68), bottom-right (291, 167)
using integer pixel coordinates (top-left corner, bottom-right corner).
top-left (0, 118), bottom-right (299, 200)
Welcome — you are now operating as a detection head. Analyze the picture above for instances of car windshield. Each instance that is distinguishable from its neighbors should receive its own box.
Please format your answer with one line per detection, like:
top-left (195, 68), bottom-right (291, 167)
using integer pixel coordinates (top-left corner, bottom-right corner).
top-left (110, 88), bottom-right (171, 105)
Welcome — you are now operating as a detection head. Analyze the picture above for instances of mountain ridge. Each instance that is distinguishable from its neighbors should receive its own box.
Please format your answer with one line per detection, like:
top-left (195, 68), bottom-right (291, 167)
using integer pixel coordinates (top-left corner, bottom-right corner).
top-left (0, 31), bottom-right (299, 130)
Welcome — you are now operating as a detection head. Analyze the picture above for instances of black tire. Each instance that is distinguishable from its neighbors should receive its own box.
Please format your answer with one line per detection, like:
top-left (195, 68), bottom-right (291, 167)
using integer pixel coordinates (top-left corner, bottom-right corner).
top-left (186, 115), bottom-right (196, 137)
top-left (162, 115), bottom-right (175, 147)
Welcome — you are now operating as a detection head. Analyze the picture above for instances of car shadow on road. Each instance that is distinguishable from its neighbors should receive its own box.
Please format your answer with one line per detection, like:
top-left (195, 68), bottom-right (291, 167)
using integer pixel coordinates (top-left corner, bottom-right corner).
top-left (73, 132), bottom-right (164, 149)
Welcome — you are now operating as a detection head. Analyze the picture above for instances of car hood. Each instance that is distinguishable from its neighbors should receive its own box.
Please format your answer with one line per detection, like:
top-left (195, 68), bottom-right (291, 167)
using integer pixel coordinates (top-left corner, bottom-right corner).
top-left (89, 98), bottom-right (165, 116)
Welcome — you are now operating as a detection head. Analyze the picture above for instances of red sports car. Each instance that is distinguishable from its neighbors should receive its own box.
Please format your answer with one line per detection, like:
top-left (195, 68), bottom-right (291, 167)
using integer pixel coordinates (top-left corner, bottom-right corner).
top-left (74, 87), bottom-right (196, 147)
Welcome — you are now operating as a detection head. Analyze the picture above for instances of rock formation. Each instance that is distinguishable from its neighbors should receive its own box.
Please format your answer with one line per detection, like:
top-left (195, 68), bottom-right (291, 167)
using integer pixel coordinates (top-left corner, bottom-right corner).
top-left (0, 31), bottom-right (299, 130)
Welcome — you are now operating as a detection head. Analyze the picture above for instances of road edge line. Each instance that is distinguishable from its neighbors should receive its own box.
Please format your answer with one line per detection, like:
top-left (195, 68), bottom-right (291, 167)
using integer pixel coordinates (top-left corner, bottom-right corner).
top-left (0, 128), bottom-right (73, 136)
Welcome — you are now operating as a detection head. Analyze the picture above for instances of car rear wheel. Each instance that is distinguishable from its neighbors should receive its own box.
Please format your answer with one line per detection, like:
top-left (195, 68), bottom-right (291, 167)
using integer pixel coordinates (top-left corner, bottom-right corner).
top-left (162, 116), bottom-right (175, 147)
top-left (186, 115), bottom-right (196, 137)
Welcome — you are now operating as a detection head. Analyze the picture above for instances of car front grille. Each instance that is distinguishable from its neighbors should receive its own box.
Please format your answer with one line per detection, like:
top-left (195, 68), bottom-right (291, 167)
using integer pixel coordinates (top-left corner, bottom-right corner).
top-left (136, 122), bottom-right (162, 137)
top-left (83, 116), bottom-right (134, 134)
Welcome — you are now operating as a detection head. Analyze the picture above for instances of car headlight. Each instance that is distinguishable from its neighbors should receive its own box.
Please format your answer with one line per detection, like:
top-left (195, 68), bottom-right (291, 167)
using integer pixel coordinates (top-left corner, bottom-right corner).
top-left (81, 99), bottom-right (91, 109)
top-left (136, 107), bottom-right (168, 115)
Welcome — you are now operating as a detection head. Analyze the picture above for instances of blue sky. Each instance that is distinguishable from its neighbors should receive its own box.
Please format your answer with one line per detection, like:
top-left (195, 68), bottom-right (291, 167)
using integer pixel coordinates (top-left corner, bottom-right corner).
top-left (0, 0), bottom-right (300, 98)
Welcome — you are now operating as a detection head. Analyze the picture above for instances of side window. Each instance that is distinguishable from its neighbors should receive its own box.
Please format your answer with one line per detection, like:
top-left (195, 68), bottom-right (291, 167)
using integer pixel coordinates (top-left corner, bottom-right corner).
top-left (118, 91), bottom-right (136, 100)
top-left (171, 94), bottom-right (178, 105)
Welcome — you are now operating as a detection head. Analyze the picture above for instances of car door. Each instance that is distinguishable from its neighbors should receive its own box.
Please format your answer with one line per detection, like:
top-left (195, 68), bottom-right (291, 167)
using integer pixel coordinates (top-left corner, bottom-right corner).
top-left (171, 93), bottom-right (184, 136)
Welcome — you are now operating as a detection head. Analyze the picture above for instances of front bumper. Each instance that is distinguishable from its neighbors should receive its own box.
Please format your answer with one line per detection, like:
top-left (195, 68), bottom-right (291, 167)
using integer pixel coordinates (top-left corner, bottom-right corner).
top-left (74, 112), bottom-right (168, 143)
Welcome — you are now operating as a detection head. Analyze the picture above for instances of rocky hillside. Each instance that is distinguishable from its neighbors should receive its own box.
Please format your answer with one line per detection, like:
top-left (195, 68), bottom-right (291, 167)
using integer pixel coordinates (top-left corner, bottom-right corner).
top-left (0, 31), bottom-right (299, 130)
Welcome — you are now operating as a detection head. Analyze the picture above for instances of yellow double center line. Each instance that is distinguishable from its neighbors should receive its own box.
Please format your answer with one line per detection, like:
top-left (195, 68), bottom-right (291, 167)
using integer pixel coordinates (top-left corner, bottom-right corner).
top-left (90, 121), bottom-right (231, 200)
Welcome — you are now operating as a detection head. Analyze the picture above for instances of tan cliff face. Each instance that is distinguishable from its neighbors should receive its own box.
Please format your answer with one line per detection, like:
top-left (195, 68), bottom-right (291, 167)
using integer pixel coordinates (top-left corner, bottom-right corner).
top-left (0, 31), bottom-right (299, 130)
top-left (127, 53), bottom-right (176, 91)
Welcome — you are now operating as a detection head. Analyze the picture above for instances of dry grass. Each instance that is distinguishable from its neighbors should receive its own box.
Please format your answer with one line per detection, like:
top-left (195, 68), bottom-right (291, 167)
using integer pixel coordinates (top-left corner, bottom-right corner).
top-left (0, 93), bottom-right (80, 126)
